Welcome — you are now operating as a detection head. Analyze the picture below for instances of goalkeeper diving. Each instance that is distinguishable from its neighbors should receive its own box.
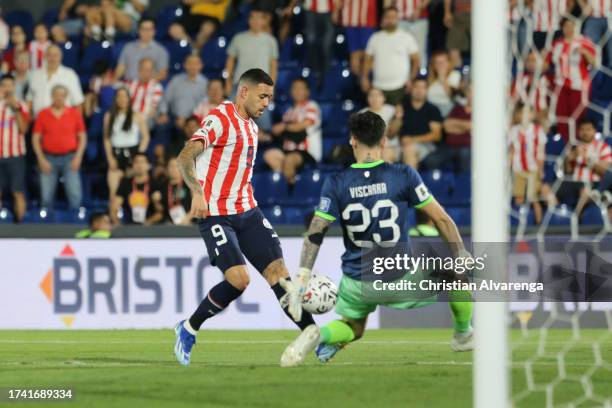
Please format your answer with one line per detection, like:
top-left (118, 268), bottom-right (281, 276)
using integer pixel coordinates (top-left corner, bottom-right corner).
top-left (279, 111), bottom-right (474, 367)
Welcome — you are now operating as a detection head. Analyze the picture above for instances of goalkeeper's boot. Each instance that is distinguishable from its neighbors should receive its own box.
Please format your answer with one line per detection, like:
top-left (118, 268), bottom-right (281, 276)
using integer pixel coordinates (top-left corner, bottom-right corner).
top-left (280, 324), bottom-right (320, 367)
top-left (174, 320), bottom-right (196, 366)
top-left (450, 328), bottom-right (473, 352)
top-left (316, 343), bottom-right (342, 363)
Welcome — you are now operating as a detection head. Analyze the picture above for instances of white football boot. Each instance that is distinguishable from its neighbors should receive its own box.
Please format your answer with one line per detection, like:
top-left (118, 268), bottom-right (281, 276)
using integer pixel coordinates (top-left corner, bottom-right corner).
top-left (280, 324), bottom-right (320, 367)
top-left (450, 329), bottom-right (474, 352)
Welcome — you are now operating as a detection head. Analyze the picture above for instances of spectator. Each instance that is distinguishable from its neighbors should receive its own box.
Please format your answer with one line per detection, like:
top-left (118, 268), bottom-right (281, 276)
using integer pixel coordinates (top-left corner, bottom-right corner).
top-left (12, 52), bottom-right (31, 101)
top-left (578, 0), bottom-right (611, 66)
top-left (303, 0), bottom-right (337, 86)
top-left (0, 74), bottom-right (31, 223)
top-left (508, 103), bottom-right (547, 224)
top-left (399, 77), bottom-right (442, 169)
top-left (336, 0), bottom-right (379, 76)
top-left (75, 212), bottom-right (113, 238)
top-left (545, 17), bottom-right (597, 142)
top-left (32, 85), bottom-right (87, 210)
top-left (511, 50), bottom-right (550, 127)
top-left (58, 0), bottom-right (91, 37)
top-left (115, 18), bottom-right (169, 82)
top-left (168, 115), bottom-right (201, 158)
top-left (225, 9), bottom-right (278, 132)
top-left (427, 50), bottom-right (461, 117)
top-left (565, 118), bottom-right (612, 219)
top-left (27, 45), bottom-right (85, 115)
top-left (160, 54), bottom-right (208, 131)
top-left (124, 57), bottom-right (164, 128)
top-left (443, 0), bottom-right (471, 68)
top-left (264, 78), bottom-right (322, 185)
top-left (179, 0), bottom-right (231, 49)
top-left (529, 0), bottom-right (567, 50)
top-left (160, 157), bottom-right (192, 225)
top-left (103, 87), bottom-right (150, 200)
top-left (193, 78), bottom-right (225, 122)
top-left (385, 0), bottom-right (430, 70)
top-left (85, 0), bottom-right (149, 41)
top-left (84, 59), bottom-right (114, 117)
top-left (1, 25), bottom-right (27, 74)
top-left (362, 6), bottom-right (420, 106)
top-left (29, 23), bottom-right (52, 71)
top-left (425, 82), bottom-right (472, 172)
top-left (111, 152), bottom-right (164, 225)
top-left (50, 24), bottom-right (69, 45)
top-left (0, 9), bottom-right (7, 53)
top-left (359, 87), bottom-right (403, 163)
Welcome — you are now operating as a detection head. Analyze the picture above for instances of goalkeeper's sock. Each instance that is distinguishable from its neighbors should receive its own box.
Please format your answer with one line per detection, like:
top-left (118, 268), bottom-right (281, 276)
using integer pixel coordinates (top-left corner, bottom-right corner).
top-left (188, 280), bottom-right (244, 331)
top-left (320, 320), bottom-right (355, 344)
top-left (271, 278), bottom-right (316, 331)
top-left (449, 290), bottom-right (474, 333)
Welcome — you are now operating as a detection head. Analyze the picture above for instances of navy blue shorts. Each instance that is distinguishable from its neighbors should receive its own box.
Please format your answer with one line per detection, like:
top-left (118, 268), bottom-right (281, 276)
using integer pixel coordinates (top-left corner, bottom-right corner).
top-left (0, 157), bottom-right (26, 193)
top-left (344, 27), bottom-right (376, 53)
top-left (198, 207), bottom-right (283, 274)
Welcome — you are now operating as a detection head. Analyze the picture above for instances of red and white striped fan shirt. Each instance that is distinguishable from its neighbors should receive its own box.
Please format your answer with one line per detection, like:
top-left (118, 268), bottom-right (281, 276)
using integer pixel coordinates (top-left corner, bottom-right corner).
top-left (392, 0), bottom-right (428, 20)
top-left (587, 0), bottom-right (611, 17)
top-left (509, 123), bottom-right (547, 172)
top-left (304, 0), bottom-right (335, 13)
top-left (336, 0), bottom-right (378, 28)
top-left (547, 36), bottom-right (597, 91)
top-left (124, 79), bottom-right (164, 116)
top-left (191, 101), bottom-right (258, 216)
top-left (531, 0), bottom-right (567, 32)
top-left (512, 72), bottom-right (550, 112)
top-left (572, 138), bottom-right (612, 182)
top-left (29, 40), bottom-right (50, 70)
top-left (281, 100), bottom-right (322, 161)
top-left (0, 100), bottom-right (30, 159)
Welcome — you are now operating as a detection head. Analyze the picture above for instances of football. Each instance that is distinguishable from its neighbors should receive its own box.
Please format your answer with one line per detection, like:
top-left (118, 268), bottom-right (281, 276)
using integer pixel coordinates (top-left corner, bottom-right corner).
top-left (302, 275), bottom-right (338, 314)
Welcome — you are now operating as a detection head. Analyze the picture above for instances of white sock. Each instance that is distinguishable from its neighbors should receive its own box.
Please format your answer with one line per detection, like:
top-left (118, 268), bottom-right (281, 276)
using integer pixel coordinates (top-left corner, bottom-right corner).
top-left (183, 320), bottom-right (197, 336)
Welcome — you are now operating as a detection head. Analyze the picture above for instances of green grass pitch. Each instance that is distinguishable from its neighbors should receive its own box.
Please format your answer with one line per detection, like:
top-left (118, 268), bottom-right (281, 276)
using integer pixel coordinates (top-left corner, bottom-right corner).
top-left (0, 329), bottom-right (610, 407)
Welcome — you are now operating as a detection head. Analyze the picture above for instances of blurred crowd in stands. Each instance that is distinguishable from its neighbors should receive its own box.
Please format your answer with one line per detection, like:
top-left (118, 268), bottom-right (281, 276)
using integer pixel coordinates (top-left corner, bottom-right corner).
top-left (0, 0), bottom-right (610, 229)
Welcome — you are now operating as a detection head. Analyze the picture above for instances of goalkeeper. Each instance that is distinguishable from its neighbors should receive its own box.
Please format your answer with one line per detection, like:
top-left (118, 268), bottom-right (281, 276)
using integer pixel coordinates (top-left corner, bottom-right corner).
top-left (279, 112), bottom-right (474, 367)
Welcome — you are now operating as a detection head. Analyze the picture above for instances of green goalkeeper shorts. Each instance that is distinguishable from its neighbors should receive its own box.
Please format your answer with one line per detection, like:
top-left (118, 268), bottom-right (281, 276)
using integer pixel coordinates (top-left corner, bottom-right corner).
top-left (335, 273), bottom-right (437, 320)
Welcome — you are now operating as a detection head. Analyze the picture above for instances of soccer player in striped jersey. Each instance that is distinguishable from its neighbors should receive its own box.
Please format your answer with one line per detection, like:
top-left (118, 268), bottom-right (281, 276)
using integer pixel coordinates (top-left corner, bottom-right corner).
top-left (173, 68), bottom-right (317, 366)
top-left (279, 111), bottom-right (474, 367)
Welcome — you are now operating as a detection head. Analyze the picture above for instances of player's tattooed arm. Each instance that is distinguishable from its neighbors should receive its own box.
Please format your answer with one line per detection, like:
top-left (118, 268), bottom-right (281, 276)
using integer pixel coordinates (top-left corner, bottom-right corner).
top-left (300, 215), bottom-right (331, 270)
top-left (177, 141), bottom-right (205, 194)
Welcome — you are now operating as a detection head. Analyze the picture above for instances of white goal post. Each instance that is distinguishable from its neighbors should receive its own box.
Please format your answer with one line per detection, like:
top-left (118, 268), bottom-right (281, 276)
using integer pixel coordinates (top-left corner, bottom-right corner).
top-left (472, 0), bottom-right (510, 407)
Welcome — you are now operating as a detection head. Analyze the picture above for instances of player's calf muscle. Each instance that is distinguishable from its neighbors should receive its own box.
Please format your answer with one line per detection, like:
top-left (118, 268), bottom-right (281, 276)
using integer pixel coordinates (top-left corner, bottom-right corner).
top-left (262, 258), bottom-right (289, 285)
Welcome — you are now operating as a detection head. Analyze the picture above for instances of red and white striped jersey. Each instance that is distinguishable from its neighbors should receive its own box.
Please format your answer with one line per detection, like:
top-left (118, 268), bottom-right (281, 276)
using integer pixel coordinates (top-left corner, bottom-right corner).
top-left (29, 40), bottom-right (50, 70)
top-left (191, 101), bottom-right (258, 216)
top-left (509, 123), bottom-right (547, 172)
top-left (512, 72), bottom-right (550, 112)
top-left (572, 138), bottom-right (612, 182)
top-left (547, 36), bottom-right (597, 91)
top-left (193, 98), bottom-right (220, 122)
top-left (531, 0), bottom-right (567, 32)
top-left (124, 79), bottom-right (164, 116)
top-left (390, 0), bottom-right (428, 20)
top-left (587, 0), bottom-right (611, 17)
top-left (0, 100), bottom-right (30, 158)
top-left (281, 100), bottom-right (322, 161)
top-left (304, 0), bottom-right (335, 13)
top-left (336, 0), bottom-right (378, 28)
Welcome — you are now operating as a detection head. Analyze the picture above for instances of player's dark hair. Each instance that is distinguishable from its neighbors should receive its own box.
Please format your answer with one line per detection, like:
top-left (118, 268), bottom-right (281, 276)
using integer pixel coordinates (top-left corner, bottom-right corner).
top-left (578, 117), bottom-right (597, 129)
top-left (348, 111), bottom-right (386, 147)
top-left (89, 211), bottom-right (109, 228)
top-left (238, 68), bottom-right (274, 87)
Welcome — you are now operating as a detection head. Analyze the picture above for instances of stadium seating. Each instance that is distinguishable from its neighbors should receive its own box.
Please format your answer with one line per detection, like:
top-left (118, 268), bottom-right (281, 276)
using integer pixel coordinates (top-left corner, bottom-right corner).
top-left (4, 9), bottom-right (34, 38)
